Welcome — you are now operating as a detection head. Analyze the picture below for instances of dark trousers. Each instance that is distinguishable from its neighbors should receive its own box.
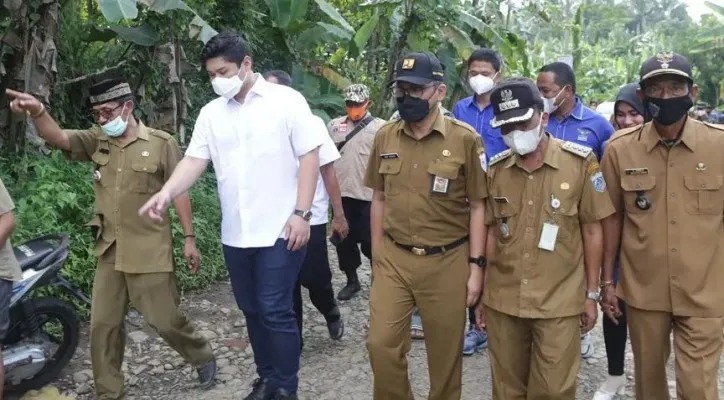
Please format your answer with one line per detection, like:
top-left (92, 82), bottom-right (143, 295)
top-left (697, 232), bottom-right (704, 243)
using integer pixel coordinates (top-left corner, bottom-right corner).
top-left (468, 306), bottom-right (476, 327)
top-left (335, 197), bottom-right (371, 277)
top-left (294, 224), bottom-right (338, 334)
top-left (602, 297), bottom-right (627, 376)
top-left (223, 239), bottom-right (305, 394)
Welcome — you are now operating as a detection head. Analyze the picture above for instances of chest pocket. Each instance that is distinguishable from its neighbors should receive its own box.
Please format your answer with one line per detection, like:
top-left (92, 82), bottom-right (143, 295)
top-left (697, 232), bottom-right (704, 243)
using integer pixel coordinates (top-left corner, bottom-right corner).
top-left (427, 160), bottom-right (461, 196)
top-left (544, 195), bottom-right (579, 240)
top-left (620, 175), bottom-right (656, 214)
top-left (491, 198), bottom-right (520, 244)
top-left (684, 174), bottom-right (723, 215)
top-left (130, 156), bottom-right (161, 194)
top-left (91, 151), bottom-right (110, 188)
top-left (379, 158), bottom-right (402, 196)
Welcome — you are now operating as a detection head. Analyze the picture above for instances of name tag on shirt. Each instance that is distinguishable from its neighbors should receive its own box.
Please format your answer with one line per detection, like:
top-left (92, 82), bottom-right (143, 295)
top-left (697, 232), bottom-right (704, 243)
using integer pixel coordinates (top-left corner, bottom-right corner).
top-left (381, 153), bottom-right (399, 159)
top-left (624, 168), bottom-right (648, 176)
top-left (493, 197), bottom-right (509, 203)
top-left (538, 222), bottom-right (559, 251)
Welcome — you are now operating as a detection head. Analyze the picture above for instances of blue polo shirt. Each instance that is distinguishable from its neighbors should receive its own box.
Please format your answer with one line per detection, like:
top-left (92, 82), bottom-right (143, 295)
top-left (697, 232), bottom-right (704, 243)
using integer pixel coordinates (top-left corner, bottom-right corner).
top-left (452, 96), bottom-right (508, 162)
top-left (546, 97), bottom-right (614, 161)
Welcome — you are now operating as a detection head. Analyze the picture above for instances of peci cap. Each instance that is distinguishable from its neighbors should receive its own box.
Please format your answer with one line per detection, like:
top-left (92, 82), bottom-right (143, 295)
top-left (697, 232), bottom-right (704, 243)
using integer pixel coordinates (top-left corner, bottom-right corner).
top-left (392, 52), bottom-right (445, 86)
top-left (344, 84), bottom-right (370, 103)
top-left (490, 78), bottom-right (544, 128)
top-left (639, 52), bottom-right (693, 84)
top-left (89, 78), bottom-right (132, 106)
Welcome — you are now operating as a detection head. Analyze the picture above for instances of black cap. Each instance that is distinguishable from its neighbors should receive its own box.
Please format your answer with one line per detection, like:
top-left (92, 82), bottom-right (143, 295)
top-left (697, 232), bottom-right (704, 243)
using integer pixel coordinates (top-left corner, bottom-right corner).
top-left (89, 78), bottom-right (132, 106)
top-left (639, 52), bottom-right (693, 84)
top-left (490, 78), bottom-right (544, 128)
top-left (392, 52), bottom-right (445, 86)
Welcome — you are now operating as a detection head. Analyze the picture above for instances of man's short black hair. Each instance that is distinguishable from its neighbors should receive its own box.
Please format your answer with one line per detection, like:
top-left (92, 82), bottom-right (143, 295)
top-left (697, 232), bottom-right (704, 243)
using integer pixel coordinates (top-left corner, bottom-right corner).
top-left (539, 62), bottom-right (577, 93)
top-left (201, 30), bottom-right (250, 67)
top-left (263, 70), bottom-right (292, 87)
top-left (467, 48), bottom-right (503, 72)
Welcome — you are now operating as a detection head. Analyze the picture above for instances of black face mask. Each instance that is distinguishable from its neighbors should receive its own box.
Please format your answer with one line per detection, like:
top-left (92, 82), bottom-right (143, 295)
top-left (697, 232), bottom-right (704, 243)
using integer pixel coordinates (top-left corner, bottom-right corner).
top-left (396, 95), bottom-right (430, 122)
top-left (644, 95), bottom-right (693, 126)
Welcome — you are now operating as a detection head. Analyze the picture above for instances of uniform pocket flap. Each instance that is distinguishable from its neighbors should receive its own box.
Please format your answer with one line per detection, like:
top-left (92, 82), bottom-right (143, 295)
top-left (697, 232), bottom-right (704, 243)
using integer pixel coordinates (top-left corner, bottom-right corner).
top-left (91, 152), bottom-right (110, 166)
top-left (379, 158), bottom-right (402, 175)
top-left (427, 161), bottom-right (460, 180)
top-left (620, 175), bottom-right (656, 192)
top-left (131, 162), bottom-right (158, 173)
top-left (491, 200), bottom-right (519, 218)
top-left (684, 175), bottom-right (723, 191)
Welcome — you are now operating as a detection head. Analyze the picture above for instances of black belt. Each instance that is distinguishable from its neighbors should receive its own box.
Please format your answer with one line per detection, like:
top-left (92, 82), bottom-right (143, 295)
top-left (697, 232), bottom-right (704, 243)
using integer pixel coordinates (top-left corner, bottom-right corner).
top-left (388, 234), bottom-right (468, 256)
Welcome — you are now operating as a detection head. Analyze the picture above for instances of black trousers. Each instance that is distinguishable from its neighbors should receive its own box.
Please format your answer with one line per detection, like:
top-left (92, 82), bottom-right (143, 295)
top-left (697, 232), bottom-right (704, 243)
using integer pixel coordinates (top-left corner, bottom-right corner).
top-left (294, 223), bottom-right (338, 334)
top-left (602, 297), bottom-right (627, 376)
top-left (335, 197), bottom-right (372, 276)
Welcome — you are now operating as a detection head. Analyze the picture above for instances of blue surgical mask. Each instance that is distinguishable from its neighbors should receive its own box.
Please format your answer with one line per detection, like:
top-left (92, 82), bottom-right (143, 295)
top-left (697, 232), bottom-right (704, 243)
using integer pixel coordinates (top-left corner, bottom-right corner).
top-left (101, 104), bottom-right (129, 137)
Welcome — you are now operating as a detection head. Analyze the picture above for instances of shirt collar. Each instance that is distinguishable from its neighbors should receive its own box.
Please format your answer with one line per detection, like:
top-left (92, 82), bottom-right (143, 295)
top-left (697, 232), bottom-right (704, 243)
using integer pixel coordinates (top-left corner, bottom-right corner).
top-left (505, 134), bottom-right (559, 170)
top-left (568, 97), bottom-right (584, 120)
top-left (464, 95), bottom-right (493, 112)
top-left (98, 120), bottom-right (149, 143)
top-left (401, 108), bottom-right (447, 138)
top-left (644, 118), bottom-right (697, 153)
top-left (227, 73), bottom-right (267, 106)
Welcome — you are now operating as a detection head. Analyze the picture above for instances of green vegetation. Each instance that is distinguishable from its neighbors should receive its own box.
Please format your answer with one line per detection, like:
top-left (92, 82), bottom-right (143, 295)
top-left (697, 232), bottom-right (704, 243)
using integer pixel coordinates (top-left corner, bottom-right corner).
top-left (0, 0), bottom-right (721, 304)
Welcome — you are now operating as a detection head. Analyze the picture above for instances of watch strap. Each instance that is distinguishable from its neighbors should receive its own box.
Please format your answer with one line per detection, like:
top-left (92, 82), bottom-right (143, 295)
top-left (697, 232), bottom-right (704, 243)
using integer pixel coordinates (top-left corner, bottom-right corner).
top-left (468, 256), bottom-right (487, 268)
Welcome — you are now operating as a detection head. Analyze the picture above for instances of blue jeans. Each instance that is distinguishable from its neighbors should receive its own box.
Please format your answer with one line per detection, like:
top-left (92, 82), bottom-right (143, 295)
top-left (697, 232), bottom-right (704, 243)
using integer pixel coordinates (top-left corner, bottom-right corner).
top-left (223, 239), bottom-right (306, 394)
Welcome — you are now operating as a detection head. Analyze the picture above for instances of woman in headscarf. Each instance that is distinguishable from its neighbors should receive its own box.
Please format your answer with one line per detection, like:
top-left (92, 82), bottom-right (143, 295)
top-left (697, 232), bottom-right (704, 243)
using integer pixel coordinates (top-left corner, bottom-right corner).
top-left (593, 82), bottom-right (648, 400)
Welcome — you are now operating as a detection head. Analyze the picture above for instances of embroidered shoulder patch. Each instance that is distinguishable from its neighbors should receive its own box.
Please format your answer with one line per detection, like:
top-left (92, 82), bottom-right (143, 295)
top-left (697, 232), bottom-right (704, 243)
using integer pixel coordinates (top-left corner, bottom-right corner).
top-left (590, 171), bottom-right (606, 192)
top-left (489, 149), bottom-right (513, 166)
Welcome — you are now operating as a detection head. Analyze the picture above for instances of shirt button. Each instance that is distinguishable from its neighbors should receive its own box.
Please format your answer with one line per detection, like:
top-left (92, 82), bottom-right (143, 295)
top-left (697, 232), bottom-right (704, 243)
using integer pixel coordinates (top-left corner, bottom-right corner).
top-left (523, 253), bottom-right (530, 259)
top-left (525, 227), bottom-right (532, 232)
top-left (670, 193), bottom-right (676, 198)
top-left (522, 279), bottom-right (528, 284)
top-left (528, 175), bottom-right (533, 180)
top-left (143, 167), bottom-right (148, 171)
top-left (670, 220), bottom-right (676, 225)
top-left (528, 200), bottom-right (533, 205)
top-left (411, 187), bottom-right (417, 193)
top-left (413, 163), bottom-right (418, 168)
top-left (117, 168), bottom-right (122, 172)
top-left (635, 183), bottom-right (641, 188)
top-left (121, 149), bottom-right (124, 152)
top-left (671, 248), bottom-right (678, 253)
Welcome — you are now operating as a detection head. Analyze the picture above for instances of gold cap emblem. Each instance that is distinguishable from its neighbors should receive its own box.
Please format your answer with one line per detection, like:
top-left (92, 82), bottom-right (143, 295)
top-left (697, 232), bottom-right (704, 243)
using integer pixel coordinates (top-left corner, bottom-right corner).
top-left (656, 51), bottom-right (674, 69)
top-left (402, 59), bottom-right (415, 70)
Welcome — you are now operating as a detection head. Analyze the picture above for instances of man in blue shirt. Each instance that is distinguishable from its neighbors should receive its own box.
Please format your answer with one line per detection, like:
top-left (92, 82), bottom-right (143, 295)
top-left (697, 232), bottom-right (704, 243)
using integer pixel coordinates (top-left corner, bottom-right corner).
top-left (453, 49), bottom-right (507, 164)
top-left (537, 61), bottom-right (614, 361)
top-left (537, 62), bottom-right (614, 161)
top-left (451, 48), bottom-right (505, 356)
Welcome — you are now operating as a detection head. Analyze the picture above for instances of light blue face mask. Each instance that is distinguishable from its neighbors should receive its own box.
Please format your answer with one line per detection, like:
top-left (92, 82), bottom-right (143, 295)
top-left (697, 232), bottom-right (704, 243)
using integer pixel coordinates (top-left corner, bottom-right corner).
top-left (101, 104), bottom-right (129, 137)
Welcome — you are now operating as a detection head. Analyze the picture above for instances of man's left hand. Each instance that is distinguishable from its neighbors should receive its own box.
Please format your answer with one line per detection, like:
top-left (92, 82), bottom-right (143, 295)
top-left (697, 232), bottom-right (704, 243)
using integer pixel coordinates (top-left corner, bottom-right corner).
top-left (331, 214), bottom-right (349, 240)
top-left (285, 215), bottom-right (310, 251)
top-left (184, 238), bottom-right (201, 274)
top-left (580, 299), bottom-right (598, 333)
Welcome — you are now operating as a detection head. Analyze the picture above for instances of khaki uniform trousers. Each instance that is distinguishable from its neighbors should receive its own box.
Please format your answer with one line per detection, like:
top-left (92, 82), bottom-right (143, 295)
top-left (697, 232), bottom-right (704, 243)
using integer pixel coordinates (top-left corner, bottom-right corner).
top-left (486, 307), bottom-right (580, 400)
top-left (90, 245), bottom-right (213, 400)
top-left (627, 306), bottom-right (724, 400)
top-left (366, 235), bottom-right (469, 400)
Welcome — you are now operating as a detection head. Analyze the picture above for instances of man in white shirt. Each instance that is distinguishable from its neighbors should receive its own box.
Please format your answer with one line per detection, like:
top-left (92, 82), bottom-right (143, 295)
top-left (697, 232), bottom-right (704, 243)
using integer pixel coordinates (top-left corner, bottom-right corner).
top-left (140, 31), bottom-right (323, 400)
top-left (264, 71), bottom-right (348, 350)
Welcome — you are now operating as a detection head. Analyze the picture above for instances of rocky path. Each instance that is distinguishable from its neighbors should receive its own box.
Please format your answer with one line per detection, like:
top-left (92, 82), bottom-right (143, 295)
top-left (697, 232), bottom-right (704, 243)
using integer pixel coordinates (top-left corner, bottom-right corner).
top-left (14, 244), bottom-right (724, 399)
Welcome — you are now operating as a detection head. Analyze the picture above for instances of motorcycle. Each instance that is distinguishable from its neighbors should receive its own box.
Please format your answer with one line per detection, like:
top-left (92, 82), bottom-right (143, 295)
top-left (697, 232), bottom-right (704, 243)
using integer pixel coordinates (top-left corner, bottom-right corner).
top-left (2, 233), bottom-right (90, 392)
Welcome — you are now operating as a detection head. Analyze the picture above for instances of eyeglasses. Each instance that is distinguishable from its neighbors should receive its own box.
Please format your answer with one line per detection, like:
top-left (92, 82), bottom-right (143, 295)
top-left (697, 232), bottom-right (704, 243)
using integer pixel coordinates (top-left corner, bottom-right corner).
top-left (91, 103), bottom-right (124, 120)
top-left (643, 81), bottom-right (689, 98)
top-left (393, 84), bottom-right (437, 99)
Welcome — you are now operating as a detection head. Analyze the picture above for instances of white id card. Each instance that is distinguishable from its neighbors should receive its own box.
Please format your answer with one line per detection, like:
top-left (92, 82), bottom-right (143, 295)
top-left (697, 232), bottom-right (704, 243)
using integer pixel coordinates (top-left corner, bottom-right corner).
top-left (537, 222), bottom-right (559, 251)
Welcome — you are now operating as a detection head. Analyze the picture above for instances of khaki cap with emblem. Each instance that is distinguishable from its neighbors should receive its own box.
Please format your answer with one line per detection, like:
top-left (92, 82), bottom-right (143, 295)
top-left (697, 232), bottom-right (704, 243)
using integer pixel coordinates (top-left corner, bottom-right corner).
top-left (489, 78), bottom-right (545, 128)
top-left (639, 51), bottom-right (693, 84)
top-left (344, 84), bottom-right (370, 103)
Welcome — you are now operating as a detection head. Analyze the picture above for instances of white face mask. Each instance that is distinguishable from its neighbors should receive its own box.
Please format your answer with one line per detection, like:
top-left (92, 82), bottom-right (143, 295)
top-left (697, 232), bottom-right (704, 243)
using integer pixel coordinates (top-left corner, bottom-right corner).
top-left (469, 73), bottom-right (497, 95)
top-left (211, 69), bottom-right (246, 99)
top-left (543, 86), bottom-right (567, 113)
top-left (502, 120), bottom-right (543, 155)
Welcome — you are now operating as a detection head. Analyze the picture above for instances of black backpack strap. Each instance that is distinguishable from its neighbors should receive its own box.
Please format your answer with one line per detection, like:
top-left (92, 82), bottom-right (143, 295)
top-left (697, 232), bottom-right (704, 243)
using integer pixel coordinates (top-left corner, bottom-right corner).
top-left (336, 115), bottom-right (374, 151)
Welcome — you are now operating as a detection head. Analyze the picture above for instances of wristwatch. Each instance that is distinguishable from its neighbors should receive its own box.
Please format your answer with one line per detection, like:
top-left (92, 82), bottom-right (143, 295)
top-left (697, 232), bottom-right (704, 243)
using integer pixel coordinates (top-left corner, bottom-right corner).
top-left (293, 209), bottom-right (313, 222)
top-left (586, 291), bottom-right (601, 302)
top-left (468, 256), bottom-right (487, 268)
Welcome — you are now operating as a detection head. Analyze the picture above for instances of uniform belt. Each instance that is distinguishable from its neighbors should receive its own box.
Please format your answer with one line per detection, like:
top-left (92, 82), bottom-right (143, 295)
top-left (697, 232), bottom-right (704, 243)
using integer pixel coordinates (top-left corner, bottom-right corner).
top-left (388, 234), bottom-right (468, 256)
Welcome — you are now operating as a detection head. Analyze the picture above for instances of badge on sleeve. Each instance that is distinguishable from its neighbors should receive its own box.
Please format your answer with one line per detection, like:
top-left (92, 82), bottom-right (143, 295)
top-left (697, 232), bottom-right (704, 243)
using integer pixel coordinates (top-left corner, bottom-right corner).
top-left (432, 176), bottom-right (450, 194)
top-left (479, 153), bottom-right (488, 172)
top-left (590, 171), bottom-right (606, 192)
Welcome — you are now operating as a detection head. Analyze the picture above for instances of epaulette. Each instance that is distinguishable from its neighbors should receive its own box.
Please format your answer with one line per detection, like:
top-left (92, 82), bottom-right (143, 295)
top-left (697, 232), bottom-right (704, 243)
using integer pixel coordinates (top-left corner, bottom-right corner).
top-left (704, 121), bottom-right (724, 132)
top-left (448, 117), bottom-right (476, 134)
top-left (561, 141), bottom-right (593, 158)
top-left (489, 149), bottom-right (513, 166)
top-left (148, 129), bottom-right (172, 141)
top-left (608, 124), bottom-right (644, 144)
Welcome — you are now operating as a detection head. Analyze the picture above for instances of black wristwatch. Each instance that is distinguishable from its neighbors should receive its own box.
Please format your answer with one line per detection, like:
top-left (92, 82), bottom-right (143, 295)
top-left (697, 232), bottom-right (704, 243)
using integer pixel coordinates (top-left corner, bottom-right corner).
top-left (468, 256), bottom-right (487, 268)
top-left (293, 209), bottom-right (313, 222)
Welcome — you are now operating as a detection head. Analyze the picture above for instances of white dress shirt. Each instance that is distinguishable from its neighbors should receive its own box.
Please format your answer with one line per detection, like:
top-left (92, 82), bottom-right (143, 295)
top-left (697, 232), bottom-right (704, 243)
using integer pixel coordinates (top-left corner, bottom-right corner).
top-left (309, 116), bottom-right (341, 226)
top-left (186, 74), bottom-right (324, 248)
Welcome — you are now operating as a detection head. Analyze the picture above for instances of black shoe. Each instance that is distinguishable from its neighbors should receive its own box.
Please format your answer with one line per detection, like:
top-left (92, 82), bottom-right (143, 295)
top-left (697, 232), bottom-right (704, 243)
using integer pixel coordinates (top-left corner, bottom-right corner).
top-left (266, 389), bottom-right (298, 400)
top-left (244, 377), bottom-right (269, 400)
top-left (327, 317), bottom-right (344, 340)
top-left (197, 358), bottom-right (216, 390)
top-left (337, 281), bottom-right (361, 301)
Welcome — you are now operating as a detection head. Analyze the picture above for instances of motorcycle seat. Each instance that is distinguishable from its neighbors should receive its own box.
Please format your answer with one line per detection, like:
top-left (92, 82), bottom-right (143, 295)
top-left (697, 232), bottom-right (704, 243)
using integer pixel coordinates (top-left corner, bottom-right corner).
top-left (13, 238), bottom-right (56, 271)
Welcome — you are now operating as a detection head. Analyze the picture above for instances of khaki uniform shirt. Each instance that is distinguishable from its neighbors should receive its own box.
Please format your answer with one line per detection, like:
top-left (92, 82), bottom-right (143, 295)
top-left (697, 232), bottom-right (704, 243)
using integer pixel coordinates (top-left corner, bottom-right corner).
top-left (0, 179), bottom-right (21, 281)
top-left (483, 137), bottom-right (615, 319)
top-left (601, 119), bottom-right (724, 317)
top-left (328, 113), bottom-right (386, 201)
top-left (364, 111), bottom-right (488, 246)
top-left (63, 122), bottom-right (182, 273)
